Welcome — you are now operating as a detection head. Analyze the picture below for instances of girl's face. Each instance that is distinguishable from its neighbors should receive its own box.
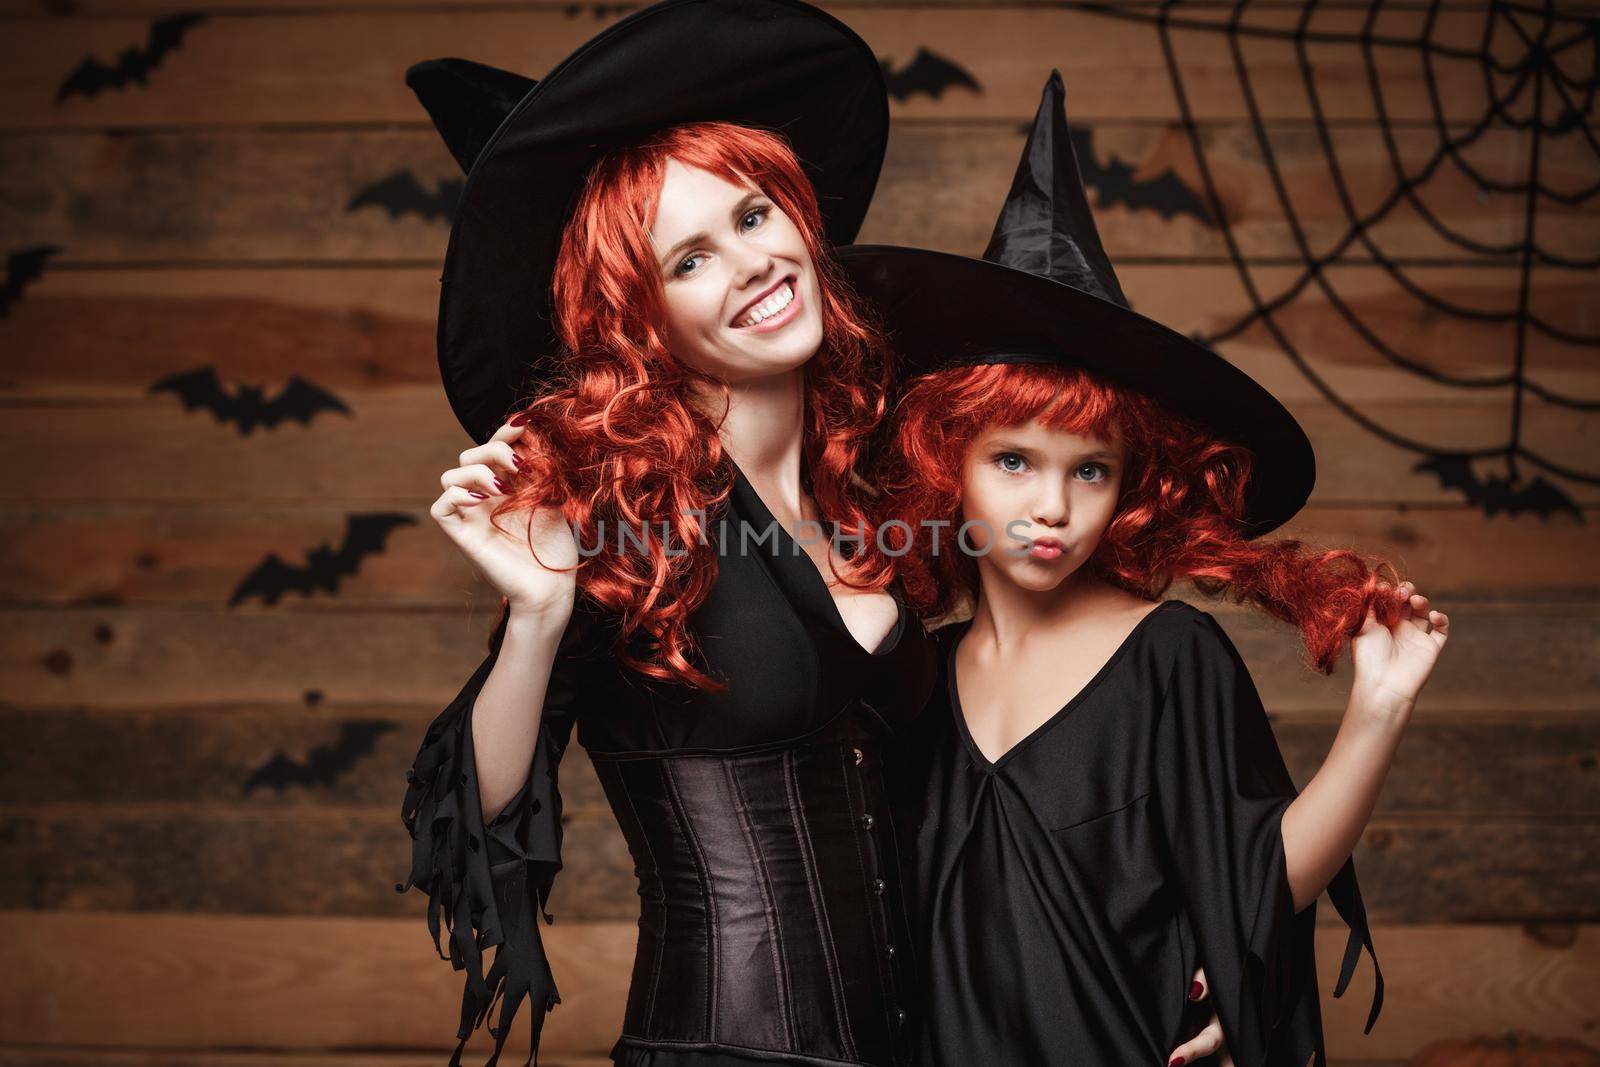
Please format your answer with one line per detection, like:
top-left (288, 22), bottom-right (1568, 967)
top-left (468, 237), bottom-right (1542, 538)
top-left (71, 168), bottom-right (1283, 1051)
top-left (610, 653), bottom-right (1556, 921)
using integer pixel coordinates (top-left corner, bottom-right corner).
top-left (958, 417), bottom-right (1127, 594)
top-left (650, 158), bottom-right (824, 384)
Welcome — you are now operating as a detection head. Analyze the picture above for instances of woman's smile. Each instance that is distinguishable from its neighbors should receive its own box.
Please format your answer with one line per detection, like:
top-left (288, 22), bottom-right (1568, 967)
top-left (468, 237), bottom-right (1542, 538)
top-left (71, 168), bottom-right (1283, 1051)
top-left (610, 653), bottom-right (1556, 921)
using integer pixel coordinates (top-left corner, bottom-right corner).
top-left (732, 275), bottom-right (802, 332)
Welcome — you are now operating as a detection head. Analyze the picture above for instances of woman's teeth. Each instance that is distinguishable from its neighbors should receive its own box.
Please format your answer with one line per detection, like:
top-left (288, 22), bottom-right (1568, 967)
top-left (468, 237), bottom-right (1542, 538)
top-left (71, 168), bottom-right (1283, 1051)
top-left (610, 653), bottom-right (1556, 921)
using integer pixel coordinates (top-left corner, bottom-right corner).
top-left (735, 283), bottom-right (794, 327)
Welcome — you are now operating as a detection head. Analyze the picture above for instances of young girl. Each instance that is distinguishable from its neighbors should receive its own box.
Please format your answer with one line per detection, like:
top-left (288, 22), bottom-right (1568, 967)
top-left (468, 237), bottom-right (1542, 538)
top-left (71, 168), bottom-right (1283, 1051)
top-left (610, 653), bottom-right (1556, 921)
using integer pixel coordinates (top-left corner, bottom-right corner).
top-left (841, 73), bottom-right (1449, 1067)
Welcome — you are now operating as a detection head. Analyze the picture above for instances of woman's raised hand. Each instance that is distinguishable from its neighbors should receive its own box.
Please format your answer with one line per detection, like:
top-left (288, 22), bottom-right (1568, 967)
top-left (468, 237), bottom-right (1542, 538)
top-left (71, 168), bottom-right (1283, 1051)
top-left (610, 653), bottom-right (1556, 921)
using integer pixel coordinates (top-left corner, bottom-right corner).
top-left (429, 418), bottom-right (578, 623)
top-left (1350, 579), bottom-right (1451, 717)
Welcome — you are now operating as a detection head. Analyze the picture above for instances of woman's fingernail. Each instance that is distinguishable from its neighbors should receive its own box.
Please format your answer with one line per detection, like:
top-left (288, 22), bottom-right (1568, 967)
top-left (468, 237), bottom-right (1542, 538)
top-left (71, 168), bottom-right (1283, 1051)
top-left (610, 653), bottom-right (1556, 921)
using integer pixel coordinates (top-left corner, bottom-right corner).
top-left (512, 454), bottom-right (527, 471)
top-left (1169, 1057), bottom-right (1186, 1066)
top-left (468, 490), bottom-right (487, 499)
top-left (1188, 980), bottom-right (1203, 1001)
top-left (494, 478), bottom-right (509, 493)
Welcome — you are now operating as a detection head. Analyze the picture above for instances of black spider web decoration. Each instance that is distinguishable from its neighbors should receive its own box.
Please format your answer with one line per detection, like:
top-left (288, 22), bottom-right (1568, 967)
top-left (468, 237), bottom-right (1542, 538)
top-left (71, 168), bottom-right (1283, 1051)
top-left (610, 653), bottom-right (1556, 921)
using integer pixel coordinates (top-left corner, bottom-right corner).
top-left (1074, 0), bottom-right (1597, 520)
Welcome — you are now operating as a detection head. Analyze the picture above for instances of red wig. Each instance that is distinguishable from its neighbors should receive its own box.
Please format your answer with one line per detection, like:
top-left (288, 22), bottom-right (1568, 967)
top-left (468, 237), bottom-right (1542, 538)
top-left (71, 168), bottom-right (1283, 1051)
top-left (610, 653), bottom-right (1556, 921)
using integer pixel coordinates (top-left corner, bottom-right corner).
top-left (489, 121), bottom-right (896, 690)
top-left (878, 362), bottom-right (1405, 675)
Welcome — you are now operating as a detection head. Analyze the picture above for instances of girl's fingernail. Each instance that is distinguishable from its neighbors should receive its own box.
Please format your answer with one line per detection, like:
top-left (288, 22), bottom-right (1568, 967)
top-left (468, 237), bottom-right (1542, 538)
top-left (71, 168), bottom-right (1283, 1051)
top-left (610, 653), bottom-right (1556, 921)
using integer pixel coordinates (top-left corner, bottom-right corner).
top-left (512, 454), bottom-right (527, 471)
top-left (494, 478), bottom-right (509, 493)
top-left (1188, 980), bottom-right (1203, 1001)
top-left (1169, 1058), bottom-right (1186, 1066)
top-left (468, 490), bottom-right (488, 499)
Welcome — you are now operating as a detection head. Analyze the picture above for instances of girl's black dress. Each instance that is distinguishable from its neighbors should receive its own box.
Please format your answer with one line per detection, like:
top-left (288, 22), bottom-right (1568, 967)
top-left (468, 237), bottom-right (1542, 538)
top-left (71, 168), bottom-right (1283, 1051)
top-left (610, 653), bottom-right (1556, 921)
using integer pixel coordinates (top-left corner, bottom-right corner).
top-left (888, 600), bottom-right (1383, 1067)
top-left (397, 461), bottom-right (938, 1067)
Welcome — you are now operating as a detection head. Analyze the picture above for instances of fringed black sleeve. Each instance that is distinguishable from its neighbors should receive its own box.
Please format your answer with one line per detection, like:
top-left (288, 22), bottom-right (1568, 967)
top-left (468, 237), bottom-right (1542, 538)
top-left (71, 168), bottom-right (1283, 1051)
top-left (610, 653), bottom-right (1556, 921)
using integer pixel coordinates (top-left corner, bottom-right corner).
top-left (396, 600), bottom-right (599, 1066)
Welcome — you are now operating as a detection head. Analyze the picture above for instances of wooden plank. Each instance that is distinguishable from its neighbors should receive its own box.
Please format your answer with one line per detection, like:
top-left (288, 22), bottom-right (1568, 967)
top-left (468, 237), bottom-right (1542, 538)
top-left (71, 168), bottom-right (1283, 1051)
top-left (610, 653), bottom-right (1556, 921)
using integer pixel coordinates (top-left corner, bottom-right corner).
top-left (0, 601), bottom-right (1594, 714)
top-left (1, 501), bottom-right (1594, 607)
top-left (0, 6), bottom-right (1536, 128)
top-left (1, 913), bottom-right (1596, 1061)
top-left (5, 123), bottom-right (1594, 265)
top-left (5, 710), bottom-right (1594, 820)
top-left (1, 392), bottom-right (1595, 508)
top-left (0, 800), bottom-right (1595, 922)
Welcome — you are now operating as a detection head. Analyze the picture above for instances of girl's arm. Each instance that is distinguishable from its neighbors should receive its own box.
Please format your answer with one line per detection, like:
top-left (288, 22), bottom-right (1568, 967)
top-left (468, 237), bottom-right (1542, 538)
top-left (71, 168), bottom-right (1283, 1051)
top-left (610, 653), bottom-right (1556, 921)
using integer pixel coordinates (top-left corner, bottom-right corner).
top-left (1279, 580), bottom-right (1451, 912)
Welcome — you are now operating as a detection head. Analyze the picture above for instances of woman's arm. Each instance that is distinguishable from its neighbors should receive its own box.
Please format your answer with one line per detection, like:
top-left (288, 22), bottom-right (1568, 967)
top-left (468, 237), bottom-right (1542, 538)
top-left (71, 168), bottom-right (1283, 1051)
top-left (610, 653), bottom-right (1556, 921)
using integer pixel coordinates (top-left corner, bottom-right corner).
top-left (472, 607), bottom-right (571, 822)
top-left (429, 417), bottom-right (581, 823)
top-left (1279, 580), bottom-right (1451, 911)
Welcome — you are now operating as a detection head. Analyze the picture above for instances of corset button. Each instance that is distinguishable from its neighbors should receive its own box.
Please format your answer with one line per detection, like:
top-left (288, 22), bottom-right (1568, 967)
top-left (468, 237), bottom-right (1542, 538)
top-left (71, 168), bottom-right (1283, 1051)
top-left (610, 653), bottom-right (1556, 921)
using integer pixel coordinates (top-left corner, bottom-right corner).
top-left (885, 943), bottom-right (896, 959)
top-left (861, 813), bottom-right (874, 830)
top-left (852, 746), bottom-right (864, 765)
top-left (873, 878), bottom-right (885, 895)
top-left (896, 1009), bottom-right (907, 1024)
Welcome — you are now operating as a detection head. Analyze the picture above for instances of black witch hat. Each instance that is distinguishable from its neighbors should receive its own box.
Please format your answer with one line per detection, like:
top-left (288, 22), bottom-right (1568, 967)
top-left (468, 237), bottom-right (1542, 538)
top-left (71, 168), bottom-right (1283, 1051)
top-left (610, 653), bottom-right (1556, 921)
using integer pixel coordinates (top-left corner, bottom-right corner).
top-left (407, 0), bottom-right (891, 444)
top-left (838, 71), bottom-right (1316, 537)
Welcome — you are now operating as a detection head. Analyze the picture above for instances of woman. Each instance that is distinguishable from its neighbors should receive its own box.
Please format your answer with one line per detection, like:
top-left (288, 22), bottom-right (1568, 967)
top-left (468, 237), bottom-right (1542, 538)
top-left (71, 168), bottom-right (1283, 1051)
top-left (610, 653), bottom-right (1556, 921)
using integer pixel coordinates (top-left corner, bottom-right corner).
top-left (393, 4), bottom-right (928, 1065)
top-left (839, 73), bottom-right (1445, 1066)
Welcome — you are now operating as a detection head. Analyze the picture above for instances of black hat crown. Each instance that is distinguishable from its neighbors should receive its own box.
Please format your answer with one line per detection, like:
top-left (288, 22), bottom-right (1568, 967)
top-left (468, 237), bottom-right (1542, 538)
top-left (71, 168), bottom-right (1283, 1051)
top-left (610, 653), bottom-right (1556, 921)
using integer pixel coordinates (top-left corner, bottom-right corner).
top-left (405, 57), bottom-right (537, 175)
top-left (982, 70), bottom-right (1129, 309)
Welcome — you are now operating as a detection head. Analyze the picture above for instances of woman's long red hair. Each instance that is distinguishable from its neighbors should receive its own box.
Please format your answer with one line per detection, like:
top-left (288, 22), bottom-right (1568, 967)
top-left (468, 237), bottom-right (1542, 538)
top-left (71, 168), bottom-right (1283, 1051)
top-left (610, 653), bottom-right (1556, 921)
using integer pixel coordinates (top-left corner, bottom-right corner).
top-left (488, 122), bottom-right (896, 689)
top-left (878, 362), bottom-right (1406, 674)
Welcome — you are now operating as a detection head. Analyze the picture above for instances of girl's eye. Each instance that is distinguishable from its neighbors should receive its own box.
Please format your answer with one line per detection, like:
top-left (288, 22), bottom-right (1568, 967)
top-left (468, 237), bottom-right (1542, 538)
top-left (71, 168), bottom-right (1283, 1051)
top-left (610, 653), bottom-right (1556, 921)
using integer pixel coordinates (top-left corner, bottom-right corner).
top-left (674, 253), bottom-right (704, 277)
top-left (1078, 462), bottom-right (1110, 482)
top-left (741, 206), bottom-right (769, 231)
top-left (996, 453), bottom-right (1028, 474)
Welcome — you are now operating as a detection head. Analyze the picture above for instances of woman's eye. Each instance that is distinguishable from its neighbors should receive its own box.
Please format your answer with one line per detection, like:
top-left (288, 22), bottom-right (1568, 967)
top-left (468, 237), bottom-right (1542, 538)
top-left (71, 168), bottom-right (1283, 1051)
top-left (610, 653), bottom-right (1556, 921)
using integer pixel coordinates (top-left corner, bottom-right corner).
top-left (996, 453), bottom-right (1027, 474)
top-left (741, 206), bottom-right (769, 230)
top-left (674, 253), bottom-right (703, 277)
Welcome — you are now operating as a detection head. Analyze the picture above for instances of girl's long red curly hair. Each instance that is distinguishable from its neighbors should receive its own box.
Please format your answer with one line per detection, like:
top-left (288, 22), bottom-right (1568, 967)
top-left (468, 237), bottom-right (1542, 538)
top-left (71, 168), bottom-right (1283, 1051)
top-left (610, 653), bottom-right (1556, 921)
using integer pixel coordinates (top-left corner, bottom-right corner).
top-left (878, 362), bottom-right (1405, 674)
top-left (488, 121), bottom-right (896, 690)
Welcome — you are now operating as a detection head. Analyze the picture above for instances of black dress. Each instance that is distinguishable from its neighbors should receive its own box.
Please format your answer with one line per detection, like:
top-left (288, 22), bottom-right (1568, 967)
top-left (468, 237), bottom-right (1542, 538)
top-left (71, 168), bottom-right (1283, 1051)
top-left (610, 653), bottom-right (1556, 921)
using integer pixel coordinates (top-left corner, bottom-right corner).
top-left (397, 460), bottom-right (939, 1067)
top-left (888, 600), bottom-right (1382, 1067)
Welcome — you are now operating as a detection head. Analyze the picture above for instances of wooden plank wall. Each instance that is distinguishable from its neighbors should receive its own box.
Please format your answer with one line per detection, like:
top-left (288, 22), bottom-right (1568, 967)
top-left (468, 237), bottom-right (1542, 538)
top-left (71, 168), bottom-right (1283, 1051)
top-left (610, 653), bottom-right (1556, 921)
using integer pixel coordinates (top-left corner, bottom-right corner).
top-left (2, 1), bottom-right (1597, 1064)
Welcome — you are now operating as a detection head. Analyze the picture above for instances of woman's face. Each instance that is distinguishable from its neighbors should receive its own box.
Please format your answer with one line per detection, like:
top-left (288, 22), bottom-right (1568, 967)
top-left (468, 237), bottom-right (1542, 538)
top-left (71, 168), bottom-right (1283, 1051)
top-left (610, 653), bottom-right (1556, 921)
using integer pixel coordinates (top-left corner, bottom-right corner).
top-left (649, 158), bottom-right (824, 384)
top-left (957, 417), bottom-right (1127, 594)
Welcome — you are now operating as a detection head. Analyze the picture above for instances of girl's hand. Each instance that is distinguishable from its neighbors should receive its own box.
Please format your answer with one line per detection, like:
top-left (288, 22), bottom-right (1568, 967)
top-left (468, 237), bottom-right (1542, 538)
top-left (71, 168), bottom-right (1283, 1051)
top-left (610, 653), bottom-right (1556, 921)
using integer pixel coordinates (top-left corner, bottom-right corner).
top-left (429, 418), bottom-right (578, 623)
top-left (1349, 580), bottom-right (1451, 717)
top-left (1165, 967), bottom-right (1234, 1067)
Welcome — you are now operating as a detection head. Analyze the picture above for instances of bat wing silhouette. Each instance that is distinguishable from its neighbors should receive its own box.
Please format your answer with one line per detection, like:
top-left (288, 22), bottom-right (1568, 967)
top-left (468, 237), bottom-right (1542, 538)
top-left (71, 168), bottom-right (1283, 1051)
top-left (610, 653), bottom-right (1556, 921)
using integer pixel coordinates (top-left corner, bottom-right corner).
top-left (1414, 455), bottom-right (1584, 521)
top-left (348, 171), bottom-right (462, 223)
top-left (1068, 129), bottom-right (1212, 226)
top-left (242, 720), bottom-right (397, 794)
top-left (150, 366), bottom-right (351, 434)
top-left (56, 13), bottom-right (206, 101)
top-left (230, 513), bottom-right (417, 605)
top-left (880, 47), bottom-right (981, 102)
top-left (1, 245), bottom-right (63, 319)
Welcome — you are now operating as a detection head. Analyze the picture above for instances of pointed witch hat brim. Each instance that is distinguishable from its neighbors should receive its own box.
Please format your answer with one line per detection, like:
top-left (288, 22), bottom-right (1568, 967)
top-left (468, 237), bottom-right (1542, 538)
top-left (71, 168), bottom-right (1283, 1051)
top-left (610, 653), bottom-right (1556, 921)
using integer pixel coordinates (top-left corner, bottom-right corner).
top-left (407, 0), bottom-right (891, 444)
top-left (838, 71), bottom-right (1315, 537)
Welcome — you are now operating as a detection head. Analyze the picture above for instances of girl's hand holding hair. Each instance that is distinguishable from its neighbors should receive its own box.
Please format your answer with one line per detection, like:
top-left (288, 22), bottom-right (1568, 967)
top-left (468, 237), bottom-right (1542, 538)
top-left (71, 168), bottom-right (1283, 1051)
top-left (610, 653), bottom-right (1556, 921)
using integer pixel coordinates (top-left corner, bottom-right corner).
top-left (1348, 580), bottom-right (1451, 721)
top-left (1280, 579), bottom-right (1451, 911)
top-left (429, 416), bottom-right (579, 627)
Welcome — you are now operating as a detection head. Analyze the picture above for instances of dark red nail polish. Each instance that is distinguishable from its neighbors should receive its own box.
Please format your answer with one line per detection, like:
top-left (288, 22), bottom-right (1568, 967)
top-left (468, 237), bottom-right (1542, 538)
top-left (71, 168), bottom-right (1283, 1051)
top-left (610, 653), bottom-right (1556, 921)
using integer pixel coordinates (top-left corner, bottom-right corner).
top-left (1188, 980), bottom-right (1203, 1001)
top-left (512, 454), bottom-right (527, 471)
top-left (494, 478), bottom-right (509, 493)
top-left (1169, 1058), bottom-right (1185, 1067)
top-left (468, 490), bottom-right (487, 499)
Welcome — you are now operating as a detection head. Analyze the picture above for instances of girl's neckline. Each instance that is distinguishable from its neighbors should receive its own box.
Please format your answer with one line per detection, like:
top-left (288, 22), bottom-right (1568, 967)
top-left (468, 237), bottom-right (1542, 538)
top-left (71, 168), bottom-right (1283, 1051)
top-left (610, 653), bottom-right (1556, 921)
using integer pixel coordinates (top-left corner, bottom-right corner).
top-left (725, 458), bottom-right (906, 658)
top-left (947, 599), bottom-right (1182, 772)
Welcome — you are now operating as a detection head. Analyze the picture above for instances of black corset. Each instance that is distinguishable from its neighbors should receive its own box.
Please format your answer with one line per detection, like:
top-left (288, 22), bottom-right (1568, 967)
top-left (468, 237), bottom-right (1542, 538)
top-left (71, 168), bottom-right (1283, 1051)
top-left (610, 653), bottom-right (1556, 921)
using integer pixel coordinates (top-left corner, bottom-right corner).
top-left (591, 701), bottom-right (917, 1066)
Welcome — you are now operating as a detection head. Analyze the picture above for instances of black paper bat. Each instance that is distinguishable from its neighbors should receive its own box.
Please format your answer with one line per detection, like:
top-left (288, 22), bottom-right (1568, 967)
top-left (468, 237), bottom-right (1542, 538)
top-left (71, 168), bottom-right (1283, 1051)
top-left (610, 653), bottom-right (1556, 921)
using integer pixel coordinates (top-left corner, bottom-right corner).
top-left (348, 170), bottom-right (462, 224)
top-left (230, 513), bottom-right (417, 606)
top-left (1, 245), bottom-right (62, 319)
top-left (56, 13), bottom-right (206, 102)
top-left (242, 719), bottom-right (397, 795)
top-left (1069, 128), bottom-right (1212, 226)
top-left (1413, 455), bottom-right (1585, 521)
top-left (149, 366), bottom-right (351, 434)
top-left (879, 48), bottom-right (980, 103)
